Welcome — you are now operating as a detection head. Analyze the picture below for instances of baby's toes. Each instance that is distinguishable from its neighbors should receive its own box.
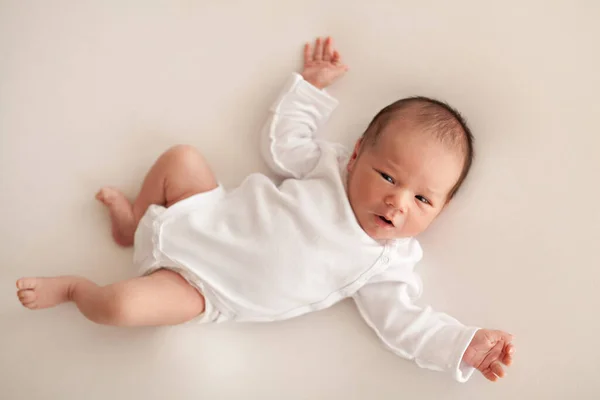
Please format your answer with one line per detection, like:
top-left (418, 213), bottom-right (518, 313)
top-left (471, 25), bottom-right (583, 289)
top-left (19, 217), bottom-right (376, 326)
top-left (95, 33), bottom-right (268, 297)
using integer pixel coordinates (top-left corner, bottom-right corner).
top-left (95, 188), bottom-right (109, 202)
top-left (16, 278), bottom-right (37, 290)
top-left (17, 289), bottom-right (38, 309)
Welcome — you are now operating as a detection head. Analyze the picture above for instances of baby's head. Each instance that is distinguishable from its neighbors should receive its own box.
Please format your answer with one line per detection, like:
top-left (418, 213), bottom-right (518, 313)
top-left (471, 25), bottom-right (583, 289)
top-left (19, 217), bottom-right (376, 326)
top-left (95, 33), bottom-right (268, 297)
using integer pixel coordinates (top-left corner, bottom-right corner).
top-left (346, 97), bottom-right (474, 240)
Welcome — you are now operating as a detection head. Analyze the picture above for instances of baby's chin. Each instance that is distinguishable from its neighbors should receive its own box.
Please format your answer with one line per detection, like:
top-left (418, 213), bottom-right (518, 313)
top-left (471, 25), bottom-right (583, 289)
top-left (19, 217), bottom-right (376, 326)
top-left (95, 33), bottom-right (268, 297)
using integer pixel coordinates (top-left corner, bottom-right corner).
top-left (364, 225), bottom-right (415, 241)
top-left (369, 232), bottom-right (413, 241)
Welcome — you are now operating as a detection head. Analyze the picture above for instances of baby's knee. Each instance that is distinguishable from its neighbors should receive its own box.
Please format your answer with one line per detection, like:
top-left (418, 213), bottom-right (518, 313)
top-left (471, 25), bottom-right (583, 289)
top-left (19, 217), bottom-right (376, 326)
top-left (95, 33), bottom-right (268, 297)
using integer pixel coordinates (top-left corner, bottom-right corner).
top-left (164, 144), bottom-right (205, 166)
top-left (163, 144), bottom-right (216, 184)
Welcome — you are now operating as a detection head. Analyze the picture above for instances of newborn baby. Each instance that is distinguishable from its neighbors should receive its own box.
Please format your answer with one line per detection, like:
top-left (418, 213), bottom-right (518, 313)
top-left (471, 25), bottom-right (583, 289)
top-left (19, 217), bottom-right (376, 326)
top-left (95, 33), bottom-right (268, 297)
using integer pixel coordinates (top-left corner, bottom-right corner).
top-left (17, 36), bottom-right (514, 383)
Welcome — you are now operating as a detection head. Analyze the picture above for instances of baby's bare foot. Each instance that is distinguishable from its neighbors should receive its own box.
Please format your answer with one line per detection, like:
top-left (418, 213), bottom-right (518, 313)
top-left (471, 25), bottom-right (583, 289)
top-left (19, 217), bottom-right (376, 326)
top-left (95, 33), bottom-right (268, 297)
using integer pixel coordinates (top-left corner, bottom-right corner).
top-left (96, 187), bottom-right (135, 247)
top-left (16, 277), bottom-right (77, 310)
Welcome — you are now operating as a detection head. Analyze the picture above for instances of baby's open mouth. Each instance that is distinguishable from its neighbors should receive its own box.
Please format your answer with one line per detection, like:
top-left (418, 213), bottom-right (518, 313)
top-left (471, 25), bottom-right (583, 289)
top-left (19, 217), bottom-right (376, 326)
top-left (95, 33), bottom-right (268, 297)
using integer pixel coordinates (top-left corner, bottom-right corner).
top-left (379, 215), bottom-right (394, 226)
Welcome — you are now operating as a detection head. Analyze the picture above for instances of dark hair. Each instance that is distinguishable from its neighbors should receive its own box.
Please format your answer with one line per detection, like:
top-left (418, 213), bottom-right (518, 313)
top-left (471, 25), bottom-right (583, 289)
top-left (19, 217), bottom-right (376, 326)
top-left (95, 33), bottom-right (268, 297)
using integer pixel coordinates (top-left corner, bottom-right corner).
top-left (361, 96), bottom-right (475, 200)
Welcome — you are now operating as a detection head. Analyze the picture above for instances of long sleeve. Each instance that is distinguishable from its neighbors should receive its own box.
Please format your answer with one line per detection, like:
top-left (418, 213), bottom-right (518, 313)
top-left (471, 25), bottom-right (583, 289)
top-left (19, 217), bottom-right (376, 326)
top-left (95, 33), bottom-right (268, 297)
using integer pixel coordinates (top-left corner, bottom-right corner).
top-left (353, 260), bottom-right (479, 383)
top-left (260, 72), bottom-right (339, 179)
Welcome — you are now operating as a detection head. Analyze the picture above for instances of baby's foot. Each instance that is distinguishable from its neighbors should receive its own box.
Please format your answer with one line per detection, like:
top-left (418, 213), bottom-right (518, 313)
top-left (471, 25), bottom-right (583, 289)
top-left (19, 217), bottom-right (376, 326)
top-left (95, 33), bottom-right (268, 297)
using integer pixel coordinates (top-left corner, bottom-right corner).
top-left (16, 277), bottom-right (76, 310)
top-left (96, 187), bottom-right (135, 247)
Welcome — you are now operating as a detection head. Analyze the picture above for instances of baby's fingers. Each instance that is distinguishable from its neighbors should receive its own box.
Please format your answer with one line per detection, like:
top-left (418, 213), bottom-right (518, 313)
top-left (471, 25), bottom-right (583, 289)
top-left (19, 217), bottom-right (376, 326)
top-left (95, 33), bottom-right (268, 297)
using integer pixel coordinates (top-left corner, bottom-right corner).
top-left (313, 37), bottom-right (324, 61)
top-left (491, 361), bottom-right (506, 378)
top-left (323, 37), bottom-right (333, 61)
top-left (304, 43), bottom-right (312, 64)
top-left (482, 368), bottom-right (498, 382)
top-left (332, 50), bottom-right (340, 63)
top-left (332, 51), bottom-right (349, 72)
top-left (478, 340), bottom-right (504, 372)
top-left (481, 362), bottom-right (505, 382)
top-left (502, 344), bottom-right (515, 366)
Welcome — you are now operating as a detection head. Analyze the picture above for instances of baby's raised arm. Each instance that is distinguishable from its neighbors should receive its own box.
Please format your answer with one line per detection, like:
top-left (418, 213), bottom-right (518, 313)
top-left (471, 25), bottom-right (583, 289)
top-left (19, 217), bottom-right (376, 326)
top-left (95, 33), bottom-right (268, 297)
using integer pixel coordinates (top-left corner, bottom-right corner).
top-left (259, 37), bottom-right (348, 179)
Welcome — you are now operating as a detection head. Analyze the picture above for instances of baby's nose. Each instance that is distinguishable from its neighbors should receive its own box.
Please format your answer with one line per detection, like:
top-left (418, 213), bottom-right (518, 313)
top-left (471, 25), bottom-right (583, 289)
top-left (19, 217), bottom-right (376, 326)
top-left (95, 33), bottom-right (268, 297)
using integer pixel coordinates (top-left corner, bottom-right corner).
top-left (385, 192), bottom-right (409, 213)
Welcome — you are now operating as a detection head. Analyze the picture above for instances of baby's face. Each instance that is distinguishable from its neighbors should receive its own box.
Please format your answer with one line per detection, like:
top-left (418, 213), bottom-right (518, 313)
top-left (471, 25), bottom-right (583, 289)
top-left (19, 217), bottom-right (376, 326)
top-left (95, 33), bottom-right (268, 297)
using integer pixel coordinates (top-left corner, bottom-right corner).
top-left (346, 118), bottom-right (464, 240)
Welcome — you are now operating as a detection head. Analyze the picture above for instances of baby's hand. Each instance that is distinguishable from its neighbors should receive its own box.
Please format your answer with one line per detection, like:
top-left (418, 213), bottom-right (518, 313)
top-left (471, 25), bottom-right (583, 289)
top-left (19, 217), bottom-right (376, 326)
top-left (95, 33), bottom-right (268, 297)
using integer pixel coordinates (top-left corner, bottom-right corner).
top-left (301, 36), bottom-right (349, 90)
top-left (462, 329), bottom-right (515, 382)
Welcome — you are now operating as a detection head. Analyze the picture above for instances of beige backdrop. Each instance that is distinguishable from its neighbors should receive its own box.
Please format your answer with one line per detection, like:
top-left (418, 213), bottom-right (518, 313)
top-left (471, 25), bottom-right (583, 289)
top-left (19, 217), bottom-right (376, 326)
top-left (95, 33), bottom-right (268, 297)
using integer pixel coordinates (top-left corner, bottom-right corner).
top-left (1, 1), bottom-right (598, 399)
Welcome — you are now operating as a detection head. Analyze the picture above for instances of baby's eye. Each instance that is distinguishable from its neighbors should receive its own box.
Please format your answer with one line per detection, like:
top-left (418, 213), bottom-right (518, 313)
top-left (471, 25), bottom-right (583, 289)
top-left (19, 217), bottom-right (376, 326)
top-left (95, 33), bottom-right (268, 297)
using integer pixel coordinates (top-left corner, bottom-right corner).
top-left (379, 172), bottom-right (395, 184)
top-left (416, 195), bottom-right (431, 205)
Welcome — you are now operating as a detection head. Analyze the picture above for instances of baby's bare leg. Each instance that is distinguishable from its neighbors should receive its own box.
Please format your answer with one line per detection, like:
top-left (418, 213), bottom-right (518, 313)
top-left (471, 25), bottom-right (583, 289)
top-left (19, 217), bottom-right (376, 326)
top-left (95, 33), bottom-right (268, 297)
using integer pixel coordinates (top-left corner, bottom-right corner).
top-left (16, 269), bottom-right (205, 326)
top-left (96, 145), bottom-right (218, 246)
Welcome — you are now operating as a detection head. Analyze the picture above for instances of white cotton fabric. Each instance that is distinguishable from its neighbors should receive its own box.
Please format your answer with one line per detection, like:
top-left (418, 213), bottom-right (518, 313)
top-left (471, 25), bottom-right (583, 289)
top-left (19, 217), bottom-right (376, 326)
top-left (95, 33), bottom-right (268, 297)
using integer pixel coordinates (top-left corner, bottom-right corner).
top-left (133, 72), bottom-right (479, 382)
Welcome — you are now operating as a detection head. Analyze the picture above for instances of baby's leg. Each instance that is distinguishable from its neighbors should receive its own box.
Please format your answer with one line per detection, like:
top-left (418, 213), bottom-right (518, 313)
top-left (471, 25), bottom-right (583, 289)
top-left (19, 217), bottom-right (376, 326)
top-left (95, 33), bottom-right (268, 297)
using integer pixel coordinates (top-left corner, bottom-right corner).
top-left (96, 145), bottom-right (218, 246)
top-left (16, 269), bottom-right (205, 326)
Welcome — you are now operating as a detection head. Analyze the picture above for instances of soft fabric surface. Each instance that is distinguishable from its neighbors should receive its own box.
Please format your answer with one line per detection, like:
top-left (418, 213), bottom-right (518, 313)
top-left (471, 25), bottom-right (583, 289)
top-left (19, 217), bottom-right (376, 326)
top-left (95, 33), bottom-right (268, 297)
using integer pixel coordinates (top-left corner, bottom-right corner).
top-left (1, 1), bottom-right (598, 398)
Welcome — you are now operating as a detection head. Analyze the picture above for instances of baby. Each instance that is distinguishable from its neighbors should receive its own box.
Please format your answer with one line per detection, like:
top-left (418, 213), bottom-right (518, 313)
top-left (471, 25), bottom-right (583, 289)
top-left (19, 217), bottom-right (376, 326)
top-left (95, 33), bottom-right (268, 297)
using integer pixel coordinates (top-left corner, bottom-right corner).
top-left (16, 37), bottom-right (514, 383)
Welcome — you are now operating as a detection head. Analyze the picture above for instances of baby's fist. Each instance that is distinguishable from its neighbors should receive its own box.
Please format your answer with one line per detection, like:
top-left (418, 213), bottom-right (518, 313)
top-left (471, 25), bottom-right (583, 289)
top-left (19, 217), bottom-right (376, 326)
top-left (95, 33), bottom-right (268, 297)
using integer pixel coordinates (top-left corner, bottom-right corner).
top-left (301, 37), bottom-right (349, 90)
top-left (462, 329), bottom-right (515, 382)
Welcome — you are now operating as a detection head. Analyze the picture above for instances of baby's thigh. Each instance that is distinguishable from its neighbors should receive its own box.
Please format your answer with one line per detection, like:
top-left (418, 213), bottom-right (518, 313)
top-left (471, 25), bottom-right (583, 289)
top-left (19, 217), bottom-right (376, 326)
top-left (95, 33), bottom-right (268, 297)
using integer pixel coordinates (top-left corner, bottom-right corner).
top-left (111, 269), bottom-right (205, 326)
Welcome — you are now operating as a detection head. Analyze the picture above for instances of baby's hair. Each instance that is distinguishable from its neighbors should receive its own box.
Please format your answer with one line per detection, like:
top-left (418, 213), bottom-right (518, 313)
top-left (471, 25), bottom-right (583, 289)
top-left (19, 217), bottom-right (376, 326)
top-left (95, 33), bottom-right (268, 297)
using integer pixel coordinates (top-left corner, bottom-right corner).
top-left (361, 96), bottom-right (475, 200)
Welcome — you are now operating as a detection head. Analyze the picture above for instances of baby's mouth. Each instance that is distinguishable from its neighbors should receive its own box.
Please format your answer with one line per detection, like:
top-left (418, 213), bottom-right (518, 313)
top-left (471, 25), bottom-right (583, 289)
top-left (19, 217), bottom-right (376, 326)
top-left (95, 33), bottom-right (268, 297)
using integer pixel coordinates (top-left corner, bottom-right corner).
top-left (378, 215), bottom-right (394, 227)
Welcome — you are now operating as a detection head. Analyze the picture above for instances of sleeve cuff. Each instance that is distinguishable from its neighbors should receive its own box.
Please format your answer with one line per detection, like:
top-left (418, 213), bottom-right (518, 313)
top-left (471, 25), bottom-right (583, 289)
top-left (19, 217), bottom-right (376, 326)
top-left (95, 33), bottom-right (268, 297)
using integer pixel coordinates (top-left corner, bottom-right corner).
top-left (292, 72), bottom-right (339, 112)
top-left (452, 327), bottom-right (480, 383)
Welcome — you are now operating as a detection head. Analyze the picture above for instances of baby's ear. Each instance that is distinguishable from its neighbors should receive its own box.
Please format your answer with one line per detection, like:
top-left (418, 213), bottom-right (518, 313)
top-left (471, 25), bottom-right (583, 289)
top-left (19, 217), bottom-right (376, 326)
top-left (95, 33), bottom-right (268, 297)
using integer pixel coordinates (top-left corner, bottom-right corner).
top-left (352, 138), bottom-right (363, 156)
top-left (346, 139), bottom-right (362, 172)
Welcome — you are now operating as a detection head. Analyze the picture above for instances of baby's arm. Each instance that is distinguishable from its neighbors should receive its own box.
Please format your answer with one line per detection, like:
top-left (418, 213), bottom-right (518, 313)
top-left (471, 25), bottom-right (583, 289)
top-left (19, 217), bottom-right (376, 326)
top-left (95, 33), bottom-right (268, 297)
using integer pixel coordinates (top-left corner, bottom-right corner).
top-left (353, 261), bottom-right (514, 383)
top-left (260, 37), bottom-right (349, 179)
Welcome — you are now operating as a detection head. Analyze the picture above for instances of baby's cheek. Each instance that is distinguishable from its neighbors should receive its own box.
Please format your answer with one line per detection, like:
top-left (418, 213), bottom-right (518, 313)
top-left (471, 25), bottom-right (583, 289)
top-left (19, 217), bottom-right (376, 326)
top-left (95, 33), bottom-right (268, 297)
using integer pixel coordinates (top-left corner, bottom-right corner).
top-left (364, 182), bottom-right (381, 202)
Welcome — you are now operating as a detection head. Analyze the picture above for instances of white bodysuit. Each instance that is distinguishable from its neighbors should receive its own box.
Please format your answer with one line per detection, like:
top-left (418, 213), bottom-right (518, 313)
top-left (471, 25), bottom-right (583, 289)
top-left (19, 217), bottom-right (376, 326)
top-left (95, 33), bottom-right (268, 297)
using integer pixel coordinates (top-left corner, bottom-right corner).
top-left (133, 72), bottom-right (479, 382)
